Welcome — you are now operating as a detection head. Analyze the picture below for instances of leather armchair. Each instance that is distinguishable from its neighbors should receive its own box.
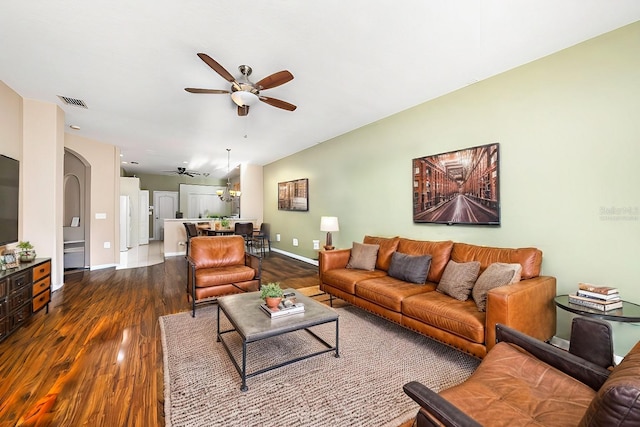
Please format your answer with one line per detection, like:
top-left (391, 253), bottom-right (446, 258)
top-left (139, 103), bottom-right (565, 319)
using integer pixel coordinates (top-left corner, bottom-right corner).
top-left (186, 235), bottom-right (261, 317)
top-left (403, 318), bottom-right (640, 427)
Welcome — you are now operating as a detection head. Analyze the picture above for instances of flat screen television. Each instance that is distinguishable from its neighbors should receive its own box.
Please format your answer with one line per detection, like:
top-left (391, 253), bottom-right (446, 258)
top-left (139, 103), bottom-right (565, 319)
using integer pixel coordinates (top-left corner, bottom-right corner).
top-left (0, 154), bottom-right (19, 246)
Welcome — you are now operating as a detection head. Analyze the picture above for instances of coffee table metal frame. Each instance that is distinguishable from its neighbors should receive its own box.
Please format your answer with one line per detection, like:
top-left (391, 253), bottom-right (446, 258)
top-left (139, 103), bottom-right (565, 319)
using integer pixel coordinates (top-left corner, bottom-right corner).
top-left (217, 288), bottom-right (339, 391)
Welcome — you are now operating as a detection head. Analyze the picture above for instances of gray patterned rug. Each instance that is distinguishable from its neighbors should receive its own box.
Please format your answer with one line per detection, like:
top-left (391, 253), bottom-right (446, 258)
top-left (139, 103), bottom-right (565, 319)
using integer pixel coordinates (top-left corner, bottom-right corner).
top-left (160, 304), bottom-right (479, 427)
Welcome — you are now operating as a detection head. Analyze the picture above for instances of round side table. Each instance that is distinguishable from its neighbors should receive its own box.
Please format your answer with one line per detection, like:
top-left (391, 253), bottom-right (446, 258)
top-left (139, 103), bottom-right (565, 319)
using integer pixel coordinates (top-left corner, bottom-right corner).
top-left (554, 295), bottom-right (640, 322)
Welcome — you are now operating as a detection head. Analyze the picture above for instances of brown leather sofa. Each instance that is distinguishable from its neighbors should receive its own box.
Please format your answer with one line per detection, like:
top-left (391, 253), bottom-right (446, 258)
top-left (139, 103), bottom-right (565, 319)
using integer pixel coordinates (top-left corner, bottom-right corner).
top-left (402, 320), bottom-right (640, 426)
top-left (186, 235), bottom-right (261, 316)
top-left (319, 236), bottom-right (556, 358)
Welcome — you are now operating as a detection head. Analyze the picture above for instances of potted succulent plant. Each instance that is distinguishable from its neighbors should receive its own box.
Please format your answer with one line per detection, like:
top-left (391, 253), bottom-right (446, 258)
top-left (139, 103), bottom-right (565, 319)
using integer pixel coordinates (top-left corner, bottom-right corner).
top-left (260, 282), bottom-right (284, 309)
top-left (17, 241), bottom-right (36, 262)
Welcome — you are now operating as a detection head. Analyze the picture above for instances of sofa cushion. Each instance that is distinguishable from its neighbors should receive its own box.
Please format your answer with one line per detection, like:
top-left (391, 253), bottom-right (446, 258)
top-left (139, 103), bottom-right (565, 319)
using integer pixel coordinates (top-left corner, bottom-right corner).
top-left (472, 262), bottom-right (522, 312)
top-left (321, 268), bottom-right (388, 294)
top-left (436, 342), bottom-right (596, 427)
top-left (396, 239), bottom-right (454, 283)
top-left (363, 236), bottom-right (400, 271)
top-left (436, 260), bottom-right (481, 301)
top-left (401, 292), bottom-right (485, 343)
top-left (388, 252), bottom-right (432, 284)
top-left (346, 241), bottom-right (380, 271)
top-left (355, 276), bottom-right (436, 312)
top-left (451, 242), bottom-right (542, 279)
top-left (579, 341), bottom-right (640, 426)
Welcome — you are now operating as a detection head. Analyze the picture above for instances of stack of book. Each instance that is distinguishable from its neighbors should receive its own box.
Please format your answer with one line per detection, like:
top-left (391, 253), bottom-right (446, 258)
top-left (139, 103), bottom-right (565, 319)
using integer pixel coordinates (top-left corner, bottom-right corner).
top-left (568, 283), bottom-right (623, 311)
top-left (260, 301), bottom-right (305, 318)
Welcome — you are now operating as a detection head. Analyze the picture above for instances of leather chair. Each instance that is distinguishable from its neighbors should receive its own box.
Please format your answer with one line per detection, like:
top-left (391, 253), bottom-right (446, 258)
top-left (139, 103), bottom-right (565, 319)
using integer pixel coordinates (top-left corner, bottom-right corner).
top-left (186, 235), bottom-right (261, 316)
top-left (402, 318), bottom-right (640, 427)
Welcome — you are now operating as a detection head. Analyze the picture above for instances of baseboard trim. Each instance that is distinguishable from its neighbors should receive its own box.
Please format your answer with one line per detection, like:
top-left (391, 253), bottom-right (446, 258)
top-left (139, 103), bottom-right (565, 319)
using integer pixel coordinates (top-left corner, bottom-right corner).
top-left (90, 263), bottom-right (117, 271)
top-left (164, 251), bottom-right (185, 258)
top-left (271, 248), bottom-right (319, 266)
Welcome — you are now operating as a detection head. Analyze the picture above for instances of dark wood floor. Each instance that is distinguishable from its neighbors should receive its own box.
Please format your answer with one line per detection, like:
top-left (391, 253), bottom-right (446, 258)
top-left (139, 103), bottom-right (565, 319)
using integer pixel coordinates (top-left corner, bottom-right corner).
top-left (0, 252), bottom-right (321, 426)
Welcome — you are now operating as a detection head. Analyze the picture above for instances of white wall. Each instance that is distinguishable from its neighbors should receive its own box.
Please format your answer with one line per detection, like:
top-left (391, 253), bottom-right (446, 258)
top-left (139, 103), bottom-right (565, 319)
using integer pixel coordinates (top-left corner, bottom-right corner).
top-left (22, 99), bottom-right (65, 290)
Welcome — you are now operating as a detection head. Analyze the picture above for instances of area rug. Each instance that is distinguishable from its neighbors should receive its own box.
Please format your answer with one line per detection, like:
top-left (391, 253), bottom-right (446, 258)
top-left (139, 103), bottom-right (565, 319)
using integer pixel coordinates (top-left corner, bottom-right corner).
top-left (160, 304), bottom-right (480, 427)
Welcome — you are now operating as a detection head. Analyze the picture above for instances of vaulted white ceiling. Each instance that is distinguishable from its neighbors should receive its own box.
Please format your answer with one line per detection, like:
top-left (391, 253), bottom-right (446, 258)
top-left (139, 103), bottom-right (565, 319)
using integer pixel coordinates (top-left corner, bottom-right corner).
top-left (1, 1), bottom-right (639, 178)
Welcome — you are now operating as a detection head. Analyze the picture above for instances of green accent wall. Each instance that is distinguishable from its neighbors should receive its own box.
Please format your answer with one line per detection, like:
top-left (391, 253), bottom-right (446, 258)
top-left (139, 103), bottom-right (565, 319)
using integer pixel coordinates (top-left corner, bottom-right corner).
top-left (264, 22), bottom-right (640, 355)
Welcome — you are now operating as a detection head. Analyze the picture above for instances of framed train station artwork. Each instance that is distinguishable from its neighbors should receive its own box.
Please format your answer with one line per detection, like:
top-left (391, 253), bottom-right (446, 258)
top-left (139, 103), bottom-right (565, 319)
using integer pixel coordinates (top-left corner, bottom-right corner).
top-left (278, 178), bottom-right (309, 211)
top-left (413, 143), bottom-right (500, 225)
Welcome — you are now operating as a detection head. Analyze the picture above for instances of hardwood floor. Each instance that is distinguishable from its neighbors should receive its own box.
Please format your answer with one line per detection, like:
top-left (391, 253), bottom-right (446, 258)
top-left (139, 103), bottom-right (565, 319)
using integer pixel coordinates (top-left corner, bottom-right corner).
top-left (0, 252), bottom-right (321, 426)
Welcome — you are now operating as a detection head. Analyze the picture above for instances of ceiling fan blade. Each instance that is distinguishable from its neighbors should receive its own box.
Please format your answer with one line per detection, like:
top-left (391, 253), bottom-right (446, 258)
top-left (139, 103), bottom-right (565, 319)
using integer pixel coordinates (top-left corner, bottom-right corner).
top-left (256, 70), bottom-right (294, 90)
top-left (185, 88), bottom-right (230, 94)
top-left (197, 53), bottom-right (236, 83)
top-left (259, 96), bottom-right (297, 111)
top-left (237, 105), bottom-right (250, 116)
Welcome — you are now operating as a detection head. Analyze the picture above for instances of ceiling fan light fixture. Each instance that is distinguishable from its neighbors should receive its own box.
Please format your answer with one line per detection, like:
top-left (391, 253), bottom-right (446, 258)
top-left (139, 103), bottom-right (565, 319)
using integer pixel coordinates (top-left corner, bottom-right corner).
top-left (231, 90), bottom-right (258, 107)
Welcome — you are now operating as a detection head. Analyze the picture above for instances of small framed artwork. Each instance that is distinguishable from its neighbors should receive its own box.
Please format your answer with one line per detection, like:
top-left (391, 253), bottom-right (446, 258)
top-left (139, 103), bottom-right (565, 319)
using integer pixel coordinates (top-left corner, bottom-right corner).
top-left (413, 143), bottom-right (500, 225)
top-left (3, 251), bottom-right (19, 269)
top-left (278, 178), bottom-right (309, 211)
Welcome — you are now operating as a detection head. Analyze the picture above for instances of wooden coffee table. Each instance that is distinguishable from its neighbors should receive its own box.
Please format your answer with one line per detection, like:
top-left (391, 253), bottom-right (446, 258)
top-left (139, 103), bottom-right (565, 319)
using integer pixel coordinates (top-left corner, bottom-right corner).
top-left (217, 288), bottom-right (340, 391)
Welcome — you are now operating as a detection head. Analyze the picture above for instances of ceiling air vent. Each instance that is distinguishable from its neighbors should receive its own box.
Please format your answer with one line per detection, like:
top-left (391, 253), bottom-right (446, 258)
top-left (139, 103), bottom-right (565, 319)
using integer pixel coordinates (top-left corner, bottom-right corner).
top-left (57, 95), bottom-right (88, 109)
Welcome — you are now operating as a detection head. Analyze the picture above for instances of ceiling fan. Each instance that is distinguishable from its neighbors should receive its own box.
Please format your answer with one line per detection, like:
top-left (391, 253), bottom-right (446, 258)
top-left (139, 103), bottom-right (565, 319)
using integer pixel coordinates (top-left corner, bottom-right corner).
top-left (164, 167), bottom-right (201, 178)
top-left (185, 53), bottom-right (297, 116)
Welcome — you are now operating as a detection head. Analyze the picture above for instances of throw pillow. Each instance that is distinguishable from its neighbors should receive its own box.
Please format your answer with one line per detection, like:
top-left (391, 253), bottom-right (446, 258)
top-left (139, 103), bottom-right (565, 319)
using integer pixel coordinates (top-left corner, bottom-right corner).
top-left (346, 242), bottom-right (380, 271)
top-left (472, 263), bottom-right (522, 312)
top-left (436, 260), bottom-right (481, 301)
top-left (387, 252), bottom-right (432, 284)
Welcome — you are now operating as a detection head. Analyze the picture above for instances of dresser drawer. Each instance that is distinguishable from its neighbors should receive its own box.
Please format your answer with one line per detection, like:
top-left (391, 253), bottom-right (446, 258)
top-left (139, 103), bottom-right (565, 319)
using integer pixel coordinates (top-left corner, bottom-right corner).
top-left (33, 261), bottom-right (51, 282)
top-left (0, 317), bottom-right (8, 341)
top-left (9, 271), bottom-right (30, 292)
top-left (10, 303), bottom-right (32, 329)
top-left (33, 289), bottom-right (50, 313)
top-left (9, 286), bottom-right (31, 311)
top-left (0, 278), bottom-right (6, 299)
top-left (33, 276), bottom-right (51, 296)
top-left (0, 299), bottom-right (5, 318)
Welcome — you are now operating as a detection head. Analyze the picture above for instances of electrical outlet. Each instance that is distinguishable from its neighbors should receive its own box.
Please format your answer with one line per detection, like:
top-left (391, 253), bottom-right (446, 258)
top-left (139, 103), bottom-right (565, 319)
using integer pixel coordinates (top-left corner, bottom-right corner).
top-left (292, 238), bottom-right (299, 246)
top-left (313, 240), bottom-right (320, 250)
top-left (104, 241), bottom-right (111, 249)
top-left (276, 233), bottom-right (281, 242)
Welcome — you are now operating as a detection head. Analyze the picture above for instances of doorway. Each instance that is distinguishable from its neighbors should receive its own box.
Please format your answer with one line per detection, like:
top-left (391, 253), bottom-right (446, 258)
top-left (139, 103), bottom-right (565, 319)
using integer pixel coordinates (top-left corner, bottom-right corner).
top-left (153, 191), bottom-right (178, 241)
top-left (63, 149), bottom-right (91, 271)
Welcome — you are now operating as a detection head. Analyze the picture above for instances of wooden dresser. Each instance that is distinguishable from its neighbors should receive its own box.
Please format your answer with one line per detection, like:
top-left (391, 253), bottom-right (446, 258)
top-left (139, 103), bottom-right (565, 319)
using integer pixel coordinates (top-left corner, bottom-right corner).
top-left (0, 258), bottom-right (51, 342)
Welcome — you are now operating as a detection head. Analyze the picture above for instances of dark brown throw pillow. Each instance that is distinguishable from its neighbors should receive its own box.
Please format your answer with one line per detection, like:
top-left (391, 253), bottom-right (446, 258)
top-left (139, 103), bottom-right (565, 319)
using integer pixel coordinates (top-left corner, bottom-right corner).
top-left (387, 252), bottom-right (432, 284)
top-left (346, 242), bottom-right (379, 271)
top-left (436, 260), bottom-right (481, 301)
top-left (472, 263), bottom-right (522, 311)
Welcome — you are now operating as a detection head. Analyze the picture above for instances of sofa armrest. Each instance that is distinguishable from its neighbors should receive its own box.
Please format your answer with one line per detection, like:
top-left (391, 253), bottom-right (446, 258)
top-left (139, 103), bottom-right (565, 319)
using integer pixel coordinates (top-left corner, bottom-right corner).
top-left (318, 249), bottom-right (351, 279)
top-left (245, 252), bottom-right (262, 281)
top-left (403, 381), bottom-right (482, 427)
top-left (496, 324), bottom-right (611, 391)
top-left (485, 275), bottom-right (556, 351)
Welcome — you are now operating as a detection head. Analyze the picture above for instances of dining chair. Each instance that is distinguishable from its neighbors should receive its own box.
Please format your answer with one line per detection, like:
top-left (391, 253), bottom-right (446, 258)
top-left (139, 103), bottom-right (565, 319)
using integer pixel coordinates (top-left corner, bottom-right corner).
top-left (253, 223), bottom-right (271, 257)
top-left (183, 222), bottom-right (199, 256)
top-left (234, 222), bottom-right (255, 253)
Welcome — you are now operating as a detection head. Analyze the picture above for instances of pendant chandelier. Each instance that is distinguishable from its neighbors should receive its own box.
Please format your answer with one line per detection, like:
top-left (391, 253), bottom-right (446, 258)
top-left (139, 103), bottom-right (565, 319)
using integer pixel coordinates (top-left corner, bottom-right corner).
top-left (217, 148), bottom-right (241, 202)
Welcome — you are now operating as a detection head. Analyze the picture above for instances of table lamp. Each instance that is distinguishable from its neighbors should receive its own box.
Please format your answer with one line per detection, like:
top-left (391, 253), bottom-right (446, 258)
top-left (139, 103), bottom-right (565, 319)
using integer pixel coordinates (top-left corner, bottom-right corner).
top-left (320, 216), bottom-right (339, 250)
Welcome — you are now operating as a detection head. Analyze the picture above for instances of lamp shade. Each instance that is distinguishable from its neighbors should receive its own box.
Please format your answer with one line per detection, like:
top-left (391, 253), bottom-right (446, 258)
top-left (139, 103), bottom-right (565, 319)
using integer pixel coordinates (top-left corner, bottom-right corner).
top-left (320, 216), bottom-right (339, 232)
top-left (231, 91), bottom-right (259, 107)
